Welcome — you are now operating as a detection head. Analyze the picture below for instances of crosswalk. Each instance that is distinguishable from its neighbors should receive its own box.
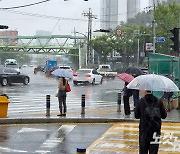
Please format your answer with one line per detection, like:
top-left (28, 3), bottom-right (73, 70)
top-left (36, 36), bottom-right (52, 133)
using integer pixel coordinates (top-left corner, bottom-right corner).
top-left (87, 122), bottom-right (180, 154)
top-left (7, 91), bottom-right (118, 117)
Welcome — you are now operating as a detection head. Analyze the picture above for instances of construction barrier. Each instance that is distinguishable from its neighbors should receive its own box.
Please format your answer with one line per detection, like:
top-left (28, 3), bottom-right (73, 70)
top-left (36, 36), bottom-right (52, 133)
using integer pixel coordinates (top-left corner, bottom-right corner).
top-left (0, 95), bottom-right (10, 118)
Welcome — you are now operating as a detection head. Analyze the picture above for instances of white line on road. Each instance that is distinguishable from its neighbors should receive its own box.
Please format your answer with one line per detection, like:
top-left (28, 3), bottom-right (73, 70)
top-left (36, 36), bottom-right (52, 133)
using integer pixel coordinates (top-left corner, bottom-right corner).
top-left (17, 128), bottom-right (50, 133)
top-left (35, 125), bottom-right (76, 153)
top-left (0, 146), bottom-right (27, 153)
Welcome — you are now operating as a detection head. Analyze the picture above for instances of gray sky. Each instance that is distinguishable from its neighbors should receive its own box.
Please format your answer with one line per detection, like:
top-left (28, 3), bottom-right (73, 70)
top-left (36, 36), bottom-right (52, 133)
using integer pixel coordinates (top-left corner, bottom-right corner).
top-left (0, 0), bottom-right (149, 36)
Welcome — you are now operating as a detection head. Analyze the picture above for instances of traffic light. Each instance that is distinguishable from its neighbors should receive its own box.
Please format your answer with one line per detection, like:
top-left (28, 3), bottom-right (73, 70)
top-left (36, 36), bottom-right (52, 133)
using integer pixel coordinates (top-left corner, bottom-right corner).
top-left (170, 28), bottom-right (179, 52)
top-left (0, 25), bottom-right (8, 29)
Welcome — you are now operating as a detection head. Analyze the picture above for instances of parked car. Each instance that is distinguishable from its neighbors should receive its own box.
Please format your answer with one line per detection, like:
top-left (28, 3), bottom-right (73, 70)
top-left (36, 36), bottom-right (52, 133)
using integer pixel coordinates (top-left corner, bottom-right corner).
top-left (0, 67), bottom-right (30, 86)
top-left (73, 68), bottom-right (103, 85)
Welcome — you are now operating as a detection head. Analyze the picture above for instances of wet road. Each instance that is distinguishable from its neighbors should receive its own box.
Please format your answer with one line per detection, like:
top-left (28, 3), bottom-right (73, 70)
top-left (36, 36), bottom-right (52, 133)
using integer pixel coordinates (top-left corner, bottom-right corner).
top-left (0, 122), bottom-right (179, 154)
top-left (1, 67), bottom-right (125, 117)
top-left (0, 123), bottom-right (111, 154)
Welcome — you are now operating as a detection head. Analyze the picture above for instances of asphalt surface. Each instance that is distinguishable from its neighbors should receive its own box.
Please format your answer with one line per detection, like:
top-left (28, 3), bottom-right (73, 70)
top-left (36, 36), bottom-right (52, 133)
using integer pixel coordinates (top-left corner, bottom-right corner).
top-left (0, 104), bottom-right (180, 124)
top-left (0, 103), bottom-right (180, 154)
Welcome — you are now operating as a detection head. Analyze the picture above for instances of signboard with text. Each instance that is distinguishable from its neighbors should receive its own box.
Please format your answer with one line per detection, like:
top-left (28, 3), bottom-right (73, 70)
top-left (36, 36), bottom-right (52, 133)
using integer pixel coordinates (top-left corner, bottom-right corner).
top-left (146, 43), bottom-right (153, 51)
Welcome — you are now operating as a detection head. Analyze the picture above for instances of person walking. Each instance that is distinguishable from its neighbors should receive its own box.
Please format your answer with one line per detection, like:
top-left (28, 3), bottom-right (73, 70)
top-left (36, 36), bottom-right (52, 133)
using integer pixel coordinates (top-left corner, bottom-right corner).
top-left (57, 77), bottom-right (67, 116)
top-left (132, 74), bottom-right (139, 110)
top-left (135, 90), bottom-right (167, 154)
top-left (123, 82), bottom-right (133, 116)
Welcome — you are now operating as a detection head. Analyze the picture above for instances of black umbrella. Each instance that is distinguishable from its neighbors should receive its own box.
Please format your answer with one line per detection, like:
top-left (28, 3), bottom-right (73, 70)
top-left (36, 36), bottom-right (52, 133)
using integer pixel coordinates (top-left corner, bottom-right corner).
top-left (124, 66), bottom-right (143, 76)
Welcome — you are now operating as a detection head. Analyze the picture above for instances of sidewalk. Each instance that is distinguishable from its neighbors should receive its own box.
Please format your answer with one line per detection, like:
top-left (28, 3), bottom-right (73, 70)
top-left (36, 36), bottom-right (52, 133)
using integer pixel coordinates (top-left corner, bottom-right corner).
top-left (0, 105), bottom-right (180, 124)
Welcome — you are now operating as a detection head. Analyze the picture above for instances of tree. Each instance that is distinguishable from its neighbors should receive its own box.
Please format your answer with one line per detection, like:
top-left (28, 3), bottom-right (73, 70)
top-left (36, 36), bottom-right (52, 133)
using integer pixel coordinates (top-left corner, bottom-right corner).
top-left (90, 34), bottom-right (113, 64)
top-left (154, 2), bottom-right (180, 54)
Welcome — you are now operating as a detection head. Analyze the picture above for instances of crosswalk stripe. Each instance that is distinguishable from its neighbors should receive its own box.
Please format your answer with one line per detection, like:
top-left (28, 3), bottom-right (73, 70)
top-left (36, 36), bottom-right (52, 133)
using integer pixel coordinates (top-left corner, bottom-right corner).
top-left (87, 122), bottom-right (180, 154)
top-left (36, 125), bottom-right (76, 152)
top-left (7, 94), bottom-right (117, 116)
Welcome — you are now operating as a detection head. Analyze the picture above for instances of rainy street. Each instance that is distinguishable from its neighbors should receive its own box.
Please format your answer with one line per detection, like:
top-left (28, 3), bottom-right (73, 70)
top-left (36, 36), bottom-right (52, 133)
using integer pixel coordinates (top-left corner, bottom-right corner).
top-left (0, 122), bottom-right (179, 153)
top-left (1, 67), bottom-right (125, 118)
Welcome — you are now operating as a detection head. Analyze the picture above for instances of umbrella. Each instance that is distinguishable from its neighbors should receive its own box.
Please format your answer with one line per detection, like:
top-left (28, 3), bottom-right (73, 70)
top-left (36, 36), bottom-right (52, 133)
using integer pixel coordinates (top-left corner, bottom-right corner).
top-left (51, 68), bottom-right (73, 79)
top-left (127, 74), bottom-right (179, 92)
top-left (124, 66), bottom-right (143, 76)
top-left (117, 73), bottom-right (134, 83)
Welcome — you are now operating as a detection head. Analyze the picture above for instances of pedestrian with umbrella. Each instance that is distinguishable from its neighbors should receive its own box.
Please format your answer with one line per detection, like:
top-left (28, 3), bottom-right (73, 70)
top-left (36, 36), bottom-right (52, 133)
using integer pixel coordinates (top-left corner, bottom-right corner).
top-left (127, 74), bottom-right (179, 154)
top-left (121, 66), bottom-right (142, 115)
top-left (51, 68), bottom-right (73, 116)
top-left (117, 73), bottom-right (134, 115)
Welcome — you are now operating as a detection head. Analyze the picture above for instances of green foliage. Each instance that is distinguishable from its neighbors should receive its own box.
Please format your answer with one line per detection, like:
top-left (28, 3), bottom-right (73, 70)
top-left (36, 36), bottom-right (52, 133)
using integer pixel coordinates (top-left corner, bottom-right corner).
top-left (154, 2), bottom-right (180, 54)
top-left (89, 2), bottom-right (180, 65)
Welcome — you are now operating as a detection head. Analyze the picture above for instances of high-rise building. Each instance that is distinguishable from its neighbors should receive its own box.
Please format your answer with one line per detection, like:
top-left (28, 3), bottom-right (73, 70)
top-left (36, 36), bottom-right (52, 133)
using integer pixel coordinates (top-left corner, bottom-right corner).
top-left (100, 0), bottom-right (140, 30)
top-left (148, 0), bottom-right (168, 7)
top-left (127, 0), bottom-right (140, 20)
top-left (100, 0), bottom-right (119, 30)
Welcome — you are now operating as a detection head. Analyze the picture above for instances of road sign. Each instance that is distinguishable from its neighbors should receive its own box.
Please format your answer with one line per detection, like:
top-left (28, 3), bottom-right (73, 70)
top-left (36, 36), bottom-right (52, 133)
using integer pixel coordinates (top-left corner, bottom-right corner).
top-left (156, 37), bottom-right (165, 43)
top-left (116, 29), bottom-right (121, 36)
top-left (146, 43), bottom-right (153, 51)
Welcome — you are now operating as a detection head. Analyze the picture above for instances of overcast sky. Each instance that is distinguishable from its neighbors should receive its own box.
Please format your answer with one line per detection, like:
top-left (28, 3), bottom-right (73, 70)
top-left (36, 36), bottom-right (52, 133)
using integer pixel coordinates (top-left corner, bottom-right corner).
top-left (0, 0), bottom-right (149, 36)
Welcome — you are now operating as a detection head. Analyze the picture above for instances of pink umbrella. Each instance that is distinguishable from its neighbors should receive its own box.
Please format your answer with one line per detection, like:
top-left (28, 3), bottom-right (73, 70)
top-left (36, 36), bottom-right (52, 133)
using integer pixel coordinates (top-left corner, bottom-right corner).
top-left (117, 73), bottom-right (134, 83)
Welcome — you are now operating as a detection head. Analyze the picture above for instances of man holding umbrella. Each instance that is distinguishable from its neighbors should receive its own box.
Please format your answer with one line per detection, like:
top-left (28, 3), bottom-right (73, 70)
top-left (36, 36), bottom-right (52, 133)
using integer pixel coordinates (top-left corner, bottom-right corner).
top-left (135, 90), bottom-right (167, 154)
top-left (127, 74), bottom-right (179, 154)
top-left (122, 66), bottom-right (142, 115)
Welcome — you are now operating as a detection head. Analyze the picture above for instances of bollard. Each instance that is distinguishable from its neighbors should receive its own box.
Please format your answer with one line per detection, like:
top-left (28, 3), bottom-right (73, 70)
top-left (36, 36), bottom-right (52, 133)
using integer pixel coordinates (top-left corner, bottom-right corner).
top-left (46, 95), bottom-right (50, 116)
top-left (81, 94), bottom-right (85, 114)
top-left (76, 148), bottom-right (86, 154)
top-left (117, 92), bottom-right (121, 112)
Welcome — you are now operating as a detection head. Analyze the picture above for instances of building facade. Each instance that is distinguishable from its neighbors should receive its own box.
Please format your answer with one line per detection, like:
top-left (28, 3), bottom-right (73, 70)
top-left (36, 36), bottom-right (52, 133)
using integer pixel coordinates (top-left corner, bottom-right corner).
top-left (0, 30), bottom-right (18, 45)
top-left (100, 0), bottom-right (140, 30)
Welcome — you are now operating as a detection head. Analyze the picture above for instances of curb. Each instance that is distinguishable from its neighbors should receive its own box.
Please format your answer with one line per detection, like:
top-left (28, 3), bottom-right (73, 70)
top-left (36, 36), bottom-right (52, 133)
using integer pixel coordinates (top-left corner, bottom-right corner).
top-left (0, 118), bottom-right (179, 125)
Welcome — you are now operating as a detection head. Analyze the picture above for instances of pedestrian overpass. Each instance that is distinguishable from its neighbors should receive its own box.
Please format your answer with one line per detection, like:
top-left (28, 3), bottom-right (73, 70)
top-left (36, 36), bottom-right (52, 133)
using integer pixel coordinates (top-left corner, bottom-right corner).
top-left (0, 35), bottom-right (86, 55)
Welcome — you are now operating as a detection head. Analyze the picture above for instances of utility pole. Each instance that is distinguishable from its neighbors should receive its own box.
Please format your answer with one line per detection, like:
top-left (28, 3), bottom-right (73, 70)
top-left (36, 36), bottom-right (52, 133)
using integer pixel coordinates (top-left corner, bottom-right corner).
top-left (152, 0), bottom-right (156, 53)
top-left (82, 8), bottom-right (97, 65)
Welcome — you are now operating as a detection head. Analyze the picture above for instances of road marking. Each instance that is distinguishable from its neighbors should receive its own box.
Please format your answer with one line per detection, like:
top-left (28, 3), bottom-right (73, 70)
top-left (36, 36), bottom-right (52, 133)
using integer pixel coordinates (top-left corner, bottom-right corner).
top-left (0, 146), bottom-right (27, 153)
top-left (35, 125), bottom-right (76, 153)
top-left (17, 128), bottom-right (50, 133)
top-left (87, 122), bottom-right (180, 154)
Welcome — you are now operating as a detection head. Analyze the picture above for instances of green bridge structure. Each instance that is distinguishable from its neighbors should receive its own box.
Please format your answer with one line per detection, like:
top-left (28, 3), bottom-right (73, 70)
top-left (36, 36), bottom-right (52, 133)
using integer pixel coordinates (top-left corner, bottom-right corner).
top-left (0, 35), bottom-right (86, 55)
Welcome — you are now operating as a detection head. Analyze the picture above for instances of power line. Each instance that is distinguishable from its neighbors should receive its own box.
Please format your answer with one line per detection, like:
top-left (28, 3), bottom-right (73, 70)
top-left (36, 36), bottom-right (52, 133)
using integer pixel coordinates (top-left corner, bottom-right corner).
top-left (0, 0), bottom-right (51, 10)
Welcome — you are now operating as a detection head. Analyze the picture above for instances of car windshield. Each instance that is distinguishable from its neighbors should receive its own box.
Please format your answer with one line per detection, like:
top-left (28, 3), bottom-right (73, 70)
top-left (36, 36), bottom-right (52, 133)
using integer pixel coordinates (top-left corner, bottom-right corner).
top-left (76, 70), bottom-right (91, 74)
top-left (5, 64), bottom-right (19, 68)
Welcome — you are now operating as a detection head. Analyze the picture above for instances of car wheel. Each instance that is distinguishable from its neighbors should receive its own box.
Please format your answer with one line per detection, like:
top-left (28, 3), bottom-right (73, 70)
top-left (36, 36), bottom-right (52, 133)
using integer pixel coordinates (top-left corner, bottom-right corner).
top-left (1, 78), bottom-right (8, 86)
top-left (23, 77), bottom-right (29, 85)
top-left (73, 81), bottom-right (78, 85)
top-left (92, 79), bottom-right (95, 85)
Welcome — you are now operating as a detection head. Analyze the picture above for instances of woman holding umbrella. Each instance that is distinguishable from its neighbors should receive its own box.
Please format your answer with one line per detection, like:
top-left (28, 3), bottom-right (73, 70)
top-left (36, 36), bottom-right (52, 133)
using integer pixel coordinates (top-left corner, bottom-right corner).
top-left (57, 77), bottom-right (68, 116)
top-left (51, 68), bottom-right (73, 116)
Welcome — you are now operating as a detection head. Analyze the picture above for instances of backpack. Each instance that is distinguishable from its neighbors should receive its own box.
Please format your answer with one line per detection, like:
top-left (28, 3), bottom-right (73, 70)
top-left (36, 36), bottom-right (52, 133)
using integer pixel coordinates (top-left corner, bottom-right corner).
top-left (144, 98), bottom-right (161, 133)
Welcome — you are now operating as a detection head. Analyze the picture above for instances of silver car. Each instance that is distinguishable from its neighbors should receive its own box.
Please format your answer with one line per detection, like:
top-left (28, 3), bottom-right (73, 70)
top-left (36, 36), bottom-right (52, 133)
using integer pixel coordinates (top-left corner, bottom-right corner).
top-left (73, 69), bottom-right (103, 85)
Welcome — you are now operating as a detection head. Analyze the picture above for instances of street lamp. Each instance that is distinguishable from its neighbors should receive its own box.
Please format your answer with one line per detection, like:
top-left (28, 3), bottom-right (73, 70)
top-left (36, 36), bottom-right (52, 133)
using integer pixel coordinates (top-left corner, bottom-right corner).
top-left (75, 32), bottom-right (88, 67)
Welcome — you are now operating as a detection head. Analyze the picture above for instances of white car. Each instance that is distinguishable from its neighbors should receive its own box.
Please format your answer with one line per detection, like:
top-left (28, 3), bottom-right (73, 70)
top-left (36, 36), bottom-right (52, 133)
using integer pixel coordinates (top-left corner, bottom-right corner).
top-left (73, 68), bottom-right (103, 85)
top-left (58, 65), bottom-right (73, 73)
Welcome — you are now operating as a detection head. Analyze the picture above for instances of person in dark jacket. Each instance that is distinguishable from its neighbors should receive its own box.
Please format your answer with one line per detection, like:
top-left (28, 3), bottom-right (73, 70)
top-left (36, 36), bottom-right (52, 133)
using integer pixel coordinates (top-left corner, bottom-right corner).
top-left (135, 90), bottom-right (167, 154)
top-left (123, 82), bottom-right (133, 115)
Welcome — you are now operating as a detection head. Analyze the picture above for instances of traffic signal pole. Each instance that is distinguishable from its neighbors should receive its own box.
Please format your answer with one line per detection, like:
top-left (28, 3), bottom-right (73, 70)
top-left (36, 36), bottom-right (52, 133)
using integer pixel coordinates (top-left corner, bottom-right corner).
top-left (170, 28), bottom-right (179, 55)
